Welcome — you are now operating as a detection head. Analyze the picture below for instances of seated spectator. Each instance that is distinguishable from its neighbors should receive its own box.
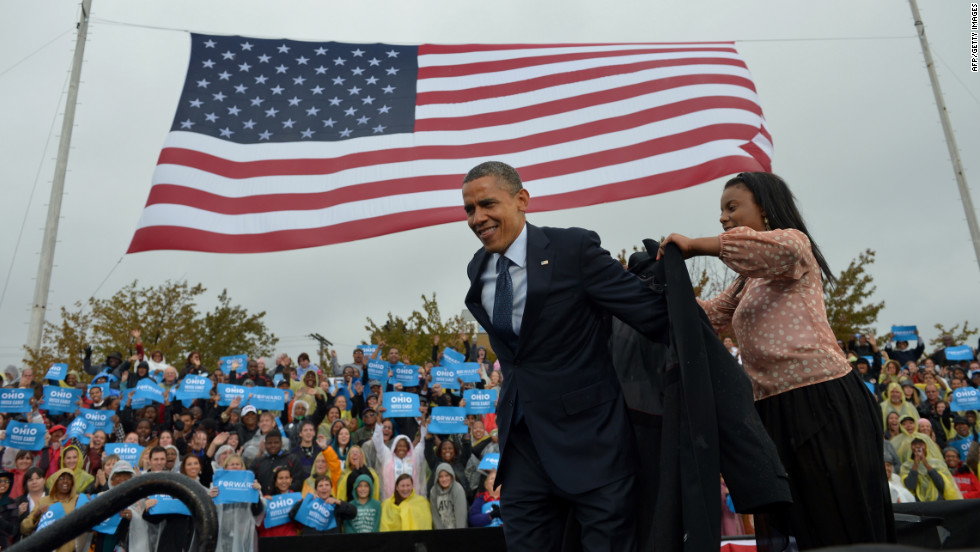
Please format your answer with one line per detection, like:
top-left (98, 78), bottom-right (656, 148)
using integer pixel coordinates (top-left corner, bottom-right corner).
top-left (373, 422), bottom-right (427, 501)
top-left (944, 447), bottom-right (980, 499)
top-left (343, 474), bottom-right (382, 533)
top-left (878, 360), bottom-right (902, 389)
top-left (252, 431), bottom-right (303, 496)
top-left (301, 453), bottom-right (332, 497)
top-left (430, 463), bottom-right (468, 529)
top-left (883, 460), bottom-right (915, 503)
top-left (290, 420), bottom-right (325, 474)
top-left (88, 460), bottom-right (136, 551)
top-left (45, 445), bottom-right (93, 495)
top-left (885, 333), bottom-right (924, 366)
top-left (880, 383), bottom-right (918, 431)
top-left (257, 466), bottom-right (300, 537)
top-left (207, 453), bottom-right (263, 551)
top-left (894, 416), bottom-right (944, 463)
top-left (20, 468), bottom-right (84, 551)
top-left (468, 468), bottom-right (502, 528)
top-left (424, 433), bottom-right (472, 499)
top-left (900, 438), bottom-right (961, 501)
top-left (289, 476), bottom-right (356, 535)
top-left (0, 470), bottom-right (17, 548)
top-left (900, 379), bottom-right (921, 409)
top-left (242, 412), bottom-right (291, 467)
top-left (9, 450), bottom-right (34, 500)
top-left (948, 416), bottom-right (979, 461)
top-left (380, 474), bottom-right (431, 531)
top-left (337, 445), bottom-right (380, 503)
top-left (884, 412), bottom-right (902, 441)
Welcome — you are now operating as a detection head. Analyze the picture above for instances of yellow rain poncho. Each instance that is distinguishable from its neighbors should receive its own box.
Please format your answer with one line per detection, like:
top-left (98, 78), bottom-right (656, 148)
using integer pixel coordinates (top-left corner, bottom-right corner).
top-left (879, 383), bottom-right (919, 431)
top-left (899, 444), bottom-right (962, 502)
top-left (45, 445), bottom-right (94, 495)
top-left (380, 489), bottom-right (432, 531)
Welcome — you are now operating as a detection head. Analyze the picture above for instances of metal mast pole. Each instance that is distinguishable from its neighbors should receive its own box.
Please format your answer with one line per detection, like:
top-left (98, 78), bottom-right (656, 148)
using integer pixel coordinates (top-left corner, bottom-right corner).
top-left (25, 0), bottom-right (93, 357)
top-left (909, 0), bottom-right (980, 273)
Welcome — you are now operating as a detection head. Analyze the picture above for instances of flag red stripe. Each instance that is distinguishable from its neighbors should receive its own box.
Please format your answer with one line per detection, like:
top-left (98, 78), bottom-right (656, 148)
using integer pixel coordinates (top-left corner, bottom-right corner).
top-left (419, 42), bottom-right (735, 55)
top-left (415, 74), bottom-right (757, 132)
top-left (128, 156), bottom-right (754, 254)
top-left (417, 47), bottom-right (739, 79)
top-left (416, 56), bottom-right (748, 105)
top-left (157, 96), bottom-right (762, 179)
top-left (147, 123), bottom-right (760, 214)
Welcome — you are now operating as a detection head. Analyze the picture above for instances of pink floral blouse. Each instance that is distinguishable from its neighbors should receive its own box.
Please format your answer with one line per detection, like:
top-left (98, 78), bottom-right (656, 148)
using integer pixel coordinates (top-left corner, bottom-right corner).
top-left (698, 226), bottom-right (851, 400)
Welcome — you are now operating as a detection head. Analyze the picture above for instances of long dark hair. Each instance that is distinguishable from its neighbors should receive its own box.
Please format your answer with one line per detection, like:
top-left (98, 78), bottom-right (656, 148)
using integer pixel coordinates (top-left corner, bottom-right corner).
top-left (726, 172), bottom-right (837, 287)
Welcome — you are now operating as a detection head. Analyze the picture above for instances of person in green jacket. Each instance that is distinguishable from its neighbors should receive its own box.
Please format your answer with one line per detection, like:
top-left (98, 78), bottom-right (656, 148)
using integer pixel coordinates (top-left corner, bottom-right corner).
top-left (343, 474), bottom-right (381, 533)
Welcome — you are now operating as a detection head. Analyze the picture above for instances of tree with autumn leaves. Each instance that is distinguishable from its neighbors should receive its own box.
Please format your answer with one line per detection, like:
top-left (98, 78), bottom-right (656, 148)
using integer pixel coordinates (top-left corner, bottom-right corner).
top-left (23, 280), bottom-right (278, 379)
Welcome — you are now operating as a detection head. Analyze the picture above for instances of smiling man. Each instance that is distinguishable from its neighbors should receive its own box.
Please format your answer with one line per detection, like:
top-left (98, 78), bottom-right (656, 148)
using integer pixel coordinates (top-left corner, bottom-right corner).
top-left (461, 161), bottom-right (669, 552)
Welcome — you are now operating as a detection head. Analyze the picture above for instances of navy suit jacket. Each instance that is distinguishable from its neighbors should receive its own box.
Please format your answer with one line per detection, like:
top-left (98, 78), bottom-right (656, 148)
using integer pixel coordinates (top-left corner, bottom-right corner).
top-left (465, 223), bottom-right (669, 494)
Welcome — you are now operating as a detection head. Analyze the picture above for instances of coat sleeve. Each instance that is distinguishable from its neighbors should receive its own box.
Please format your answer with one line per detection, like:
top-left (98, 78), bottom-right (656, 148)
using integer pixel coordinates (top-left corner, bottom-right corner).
top-left (578, 230), bottom-right (668, 344)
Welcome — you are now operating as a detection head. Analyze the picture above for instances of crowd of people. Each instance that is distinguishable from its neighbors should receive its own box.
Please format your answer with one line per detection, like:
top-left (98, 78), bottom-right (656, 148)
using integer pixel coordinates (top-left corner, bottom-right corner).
top-left (0, 326), bottom-right (977, 551)
top-left (723, 330), bottom-right (980, 508)
top-left (0, 331), bottom-right (503, 551)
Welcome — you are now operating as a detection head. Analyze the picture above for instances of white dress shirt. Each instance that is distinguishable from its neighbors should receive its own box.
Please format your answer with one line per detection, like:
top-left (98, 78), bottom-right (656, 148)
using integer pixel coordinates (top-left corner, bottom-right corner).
top-left (480, 224), bottom-right (528, 336)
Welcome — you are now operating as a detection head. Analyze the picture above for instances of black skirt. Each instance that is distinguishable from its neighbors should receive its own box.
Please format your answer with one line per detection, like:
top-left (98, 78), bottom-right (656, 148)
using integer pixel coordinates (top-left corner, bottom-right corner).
top-left (753, 368), bottom-right (896, 551)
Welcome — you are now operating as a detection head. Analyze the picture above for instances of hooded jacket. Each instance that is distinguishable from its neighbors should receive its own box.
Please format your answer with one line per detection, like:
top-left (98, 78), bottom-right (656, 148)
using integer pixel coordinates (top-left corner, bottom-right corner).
top-left (21, 468), bottom-right (80, 552)
top-left (45, 445), bottom-right (94, 495)
top-left (372, 425), bottom-right (427, 500)
top-left (343, 474), bottom-right (382, 533)
top-left (429, 463), bottom-right (467, 529)
top-left (337, 445), bottom-right (380, 502)
top-left (379, 487), bottom-right (431, 532)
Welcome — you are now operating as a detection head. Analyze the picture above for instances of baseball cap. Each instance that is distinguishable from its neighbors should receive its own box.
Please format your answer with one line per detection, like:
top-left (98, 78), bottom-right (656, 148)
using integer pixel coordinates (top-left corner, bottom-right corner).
top-left (241, 405), bottom-right (258, 416)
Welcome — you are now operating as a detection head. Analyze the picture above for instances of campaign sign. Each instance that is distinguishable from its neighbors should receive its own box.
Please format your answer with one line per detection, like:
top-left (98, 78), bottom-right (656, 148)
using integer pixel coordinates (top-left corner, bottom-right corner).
top-left (220, 354), bottom-right (249, 374)
top-left (36, 501), bottom-right (66, 531)
top-left (81, 408), bottom-right (116, 434)
top-left (891, 325), bottom-right (917, 342)
top-left (67, 417), bottom-right (90, 445)
top-left (132, 379), bottom-right (166, 404)
top-left (367, 360), bottom-right (389, 385)
top-left (105, 443), bottom-right (144, 466)
top-left (950, 387), bottom-right (980, 412)
top-left (428, 407), bottom-right (468, 434)
top-left (464, 389), bottom-right (498, 415)
top-left (393, 364), bottom-right (420, 387)
top-left (295, 493), bottom-right (337, 531)
top-left (358, 344), bottom-right (378, 356)
top-left (176, 375), bottom-right (213, 402)
top-left (455, 362), bottom-right (482, 384)
top-left (264, 492), bottom-right (302, 528)
top-left (481, 500), bottom-right (503, 527)
top-left (43, 386), bottom-right (82, 414)
top-left (383, 392), bottom-right (420, 418)
top-left (93, 512), bottom-right (122, 534)
top-left (0, 420), bottom-right (46, 451)
top-left (148, 494), bottom-right (191, 515)
top-left (441, 347), bottom-right (465, 366)
top-left (0, 388), bottom-right (32, 413)
top-left (945, 345), bottom-right (975, 361)
top-left (212, 470), bottom-right (260, 504)
top-left (864, 382), bottom-right (876, 396)
top-left (217, 384), bottom-right (249, 407)
top-left (431, 366), bottom-right (459, 390)
top-left (92, 370), bottom-right (118, 383)
top-left (248, 386), bottom-right (285, 412)
top-left (273, 373), bottom-right (284, 386)
top-left (45, 362), bottom-right (68, 381)
top-left (478, 452), bottom-right (499, 470)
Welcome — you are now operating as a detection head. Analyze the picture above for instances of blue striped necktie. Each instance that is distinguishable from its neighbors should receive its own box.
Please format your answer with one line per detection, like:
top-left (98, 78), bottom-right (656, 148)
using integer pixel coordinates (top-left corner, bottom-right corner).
top-left (493, 255), bottom-right (518, 351)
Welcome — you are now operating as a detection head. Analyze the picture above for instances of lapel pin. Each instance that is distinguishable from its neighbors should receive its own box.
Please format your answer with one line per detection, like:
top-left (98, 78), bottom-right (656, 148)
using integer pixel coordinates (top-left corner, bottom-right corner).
top-left (541, 260), bottom-right (549, 265)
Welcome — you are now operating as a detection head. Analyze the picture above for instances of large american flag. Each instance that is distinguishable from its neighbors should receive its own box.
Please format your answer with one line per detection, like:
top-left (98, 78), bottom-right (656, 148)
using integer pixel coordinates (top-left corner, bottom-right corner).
top-left (128, 34), bottom-right (772, 254)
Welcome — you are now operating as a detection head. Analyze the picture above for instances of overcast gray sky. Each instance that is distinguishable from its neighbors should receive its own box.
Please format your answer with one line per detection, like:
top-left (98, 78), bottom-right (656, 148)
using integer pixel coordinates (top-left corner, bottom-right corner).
top-left (2, 0), bottom-right (978, 371)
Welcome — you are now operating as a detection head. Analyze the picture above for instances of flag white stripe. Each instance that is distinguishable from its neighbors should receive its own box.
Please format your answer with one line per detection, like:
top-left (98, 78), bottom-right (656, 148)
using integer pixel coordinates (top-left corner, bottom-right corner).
top-left (162, 84), bottom-right (761, 164)
top-left (154, 107), bottom-right (765, 196)
top-left (417, 51), bottom-right (747, 92)
top-left (140, 138), bottom-right (756, 234)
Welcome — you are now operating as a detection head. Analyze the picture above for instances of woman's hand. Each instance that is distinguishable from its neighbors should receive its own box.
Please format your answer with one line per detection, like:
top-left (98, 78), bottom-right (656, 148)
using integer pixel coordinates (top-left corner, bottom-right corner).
top-left (208, 487), bottom-right (220, 498)
top-left (657, 233), bottom-right (721, 260)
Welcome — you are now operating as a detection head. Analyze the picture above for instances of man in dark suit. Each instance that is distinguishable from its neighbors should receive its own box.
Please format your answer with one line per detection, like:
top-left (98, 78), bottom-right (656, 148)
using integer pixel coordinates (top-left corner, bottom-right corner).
top-left (461, 161), bottom-right (669, 552)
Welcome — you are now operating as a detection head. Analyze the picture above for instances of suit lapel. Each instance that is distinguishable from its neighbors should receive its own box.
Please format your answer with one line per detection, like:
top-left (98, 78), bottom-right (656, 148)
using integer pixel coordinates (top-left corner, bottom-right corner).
top-left (519, 224), bottom-right (553, 353)
top-left (465, 248), bottom-right (492, 332)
